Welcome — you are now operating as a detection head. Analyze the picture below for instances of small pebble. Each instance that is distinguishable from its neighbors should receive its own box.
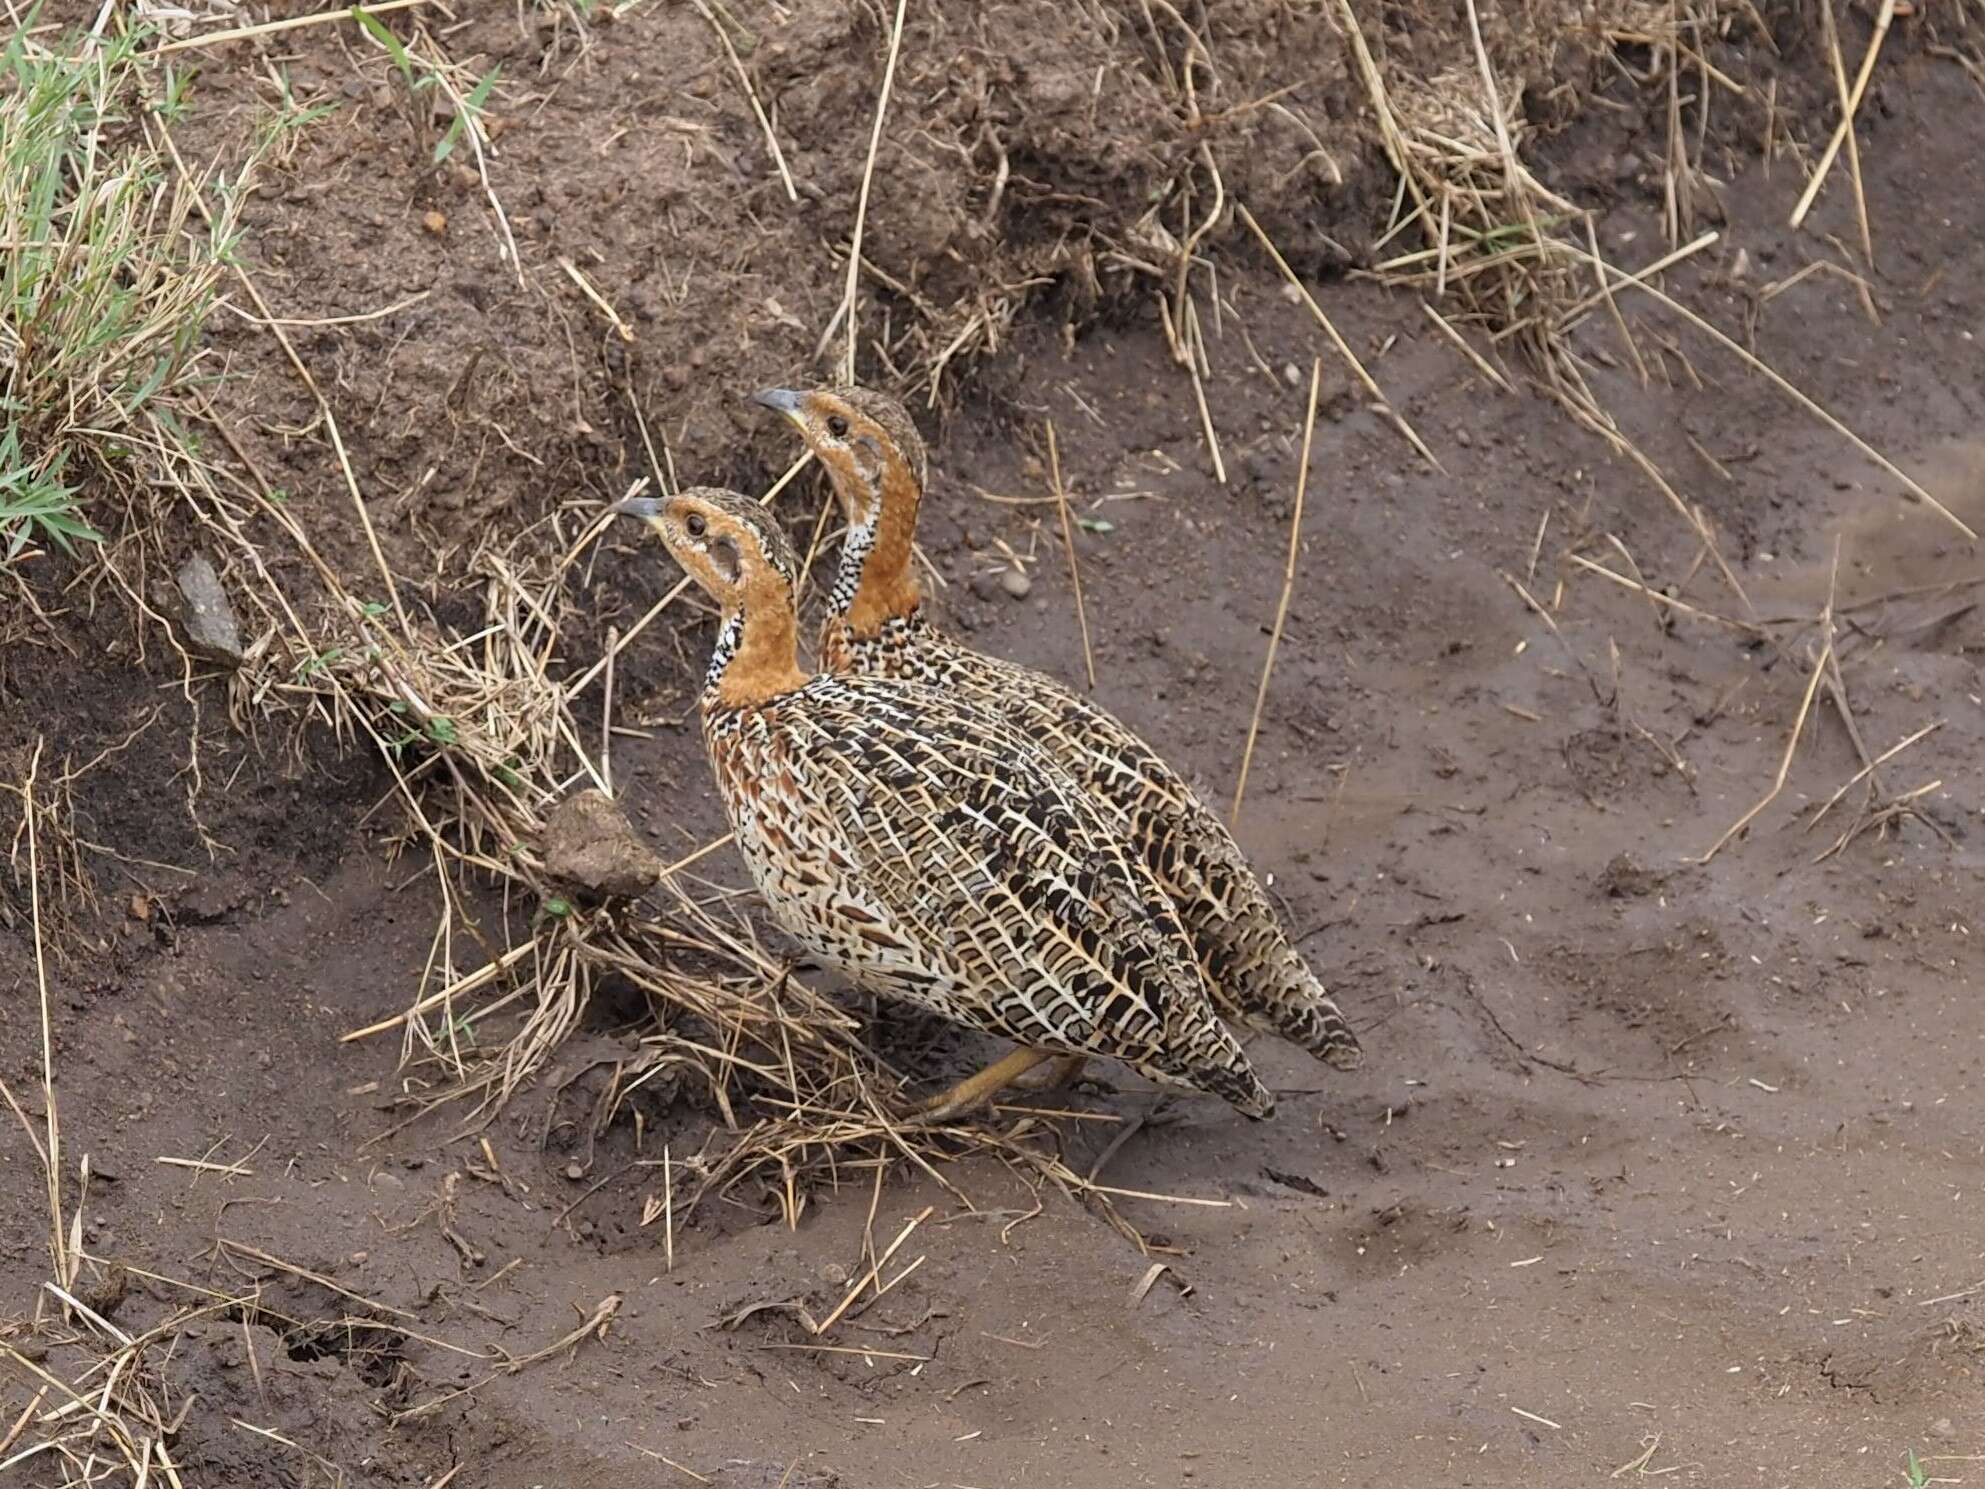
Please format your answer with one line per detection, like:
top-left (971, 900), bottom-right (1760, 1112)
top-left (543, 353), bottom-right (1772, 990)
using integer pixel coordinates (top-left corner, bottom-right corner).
top-left (1000, 567), bottom-right (1032, 600)
top-left (422, 209), bottom-right (448, 236)
top-left (564, 1161), bottom-right (585, 1181)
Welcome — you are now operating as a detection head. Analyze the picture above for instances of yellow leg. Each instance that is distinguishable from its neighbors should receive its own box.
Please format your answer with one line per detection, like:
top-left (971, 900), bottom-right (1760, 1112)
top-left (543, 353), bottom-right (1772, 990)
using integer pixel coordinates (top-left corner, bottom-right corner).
top-left (911, 1047), bottom-right (1058, 1123)
top-left (1019, 1054), bottom-right (1088, 1092)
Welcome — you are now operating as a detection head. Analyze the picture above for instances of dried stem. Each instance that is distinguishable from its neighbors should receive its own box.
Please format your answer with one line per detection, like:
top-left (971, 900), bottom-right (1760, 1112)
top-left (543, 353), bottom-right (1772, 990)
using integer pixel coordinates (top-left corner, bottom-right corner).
top-left (1233, 359), bottom-right (1321, 821)
top-left (1046, 421), bottom-right (1095, 691)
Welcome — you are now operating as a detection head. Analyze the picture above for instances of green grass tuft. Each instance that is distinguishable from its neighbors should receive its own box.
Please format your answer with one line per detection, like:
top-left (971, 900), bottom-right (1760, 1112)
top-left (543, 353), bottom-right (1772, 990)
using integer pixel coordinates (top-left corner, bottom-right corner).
top-left (0, 17), bottom-right (253, 567)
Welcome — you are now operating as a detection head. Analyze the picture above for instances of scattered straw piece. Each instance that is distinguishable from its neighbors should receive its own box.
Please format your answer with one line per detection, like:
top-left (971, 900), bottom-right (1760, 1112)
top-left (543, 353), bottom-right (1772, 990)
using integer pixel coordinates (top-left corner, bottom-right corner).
top-left (1233, 360), bottom-right (1320, 821)
top-left (837, 0), bottom-right (911, 381)
top-left (1045, 421), bottom-right (1095, 691)
top-left (1564, 554), bottom-right (1757, 635)
top-left (813, 1206), bottom-right (933, 1336)
top-left (1420, 300), bottom-right (1512, 392)
top-left (1691, 542), bottom-right (1840, 864)
top-left (689, 0), bottom-right (797, 203)
top-left (340, 938), bottom-right (537, 1042)
top-left (1563, 242), bottom-right (1974, 540)
top-left (1612, 1433), bottom-right (1664, 1478)
top-left (1807, 720), bottom-right (1944, 830)
top-left (395, 1294), bottom-right (622, 1422)
top-left (156, 1156), bottom-right (253, 1177)
top-left (1556, 231), bottom-right (1718, 326)
top-left (1789, 0), bottom-right (1899, 230)
top-left (148, 0), bottom-right (434, 55)
top-left (1238, 204), bottom-right (1444, 473)
top-left (17, 742), bottom-right (66, 1295)
top-left (556, 256), bottom-right (636, 344)
top-left (627, 1445), bottom-right (714, 1482)
top-left (1078, 1182), bottom-right (1232, 1208)
top-left (1818, 0), bottom-right (1877, 278)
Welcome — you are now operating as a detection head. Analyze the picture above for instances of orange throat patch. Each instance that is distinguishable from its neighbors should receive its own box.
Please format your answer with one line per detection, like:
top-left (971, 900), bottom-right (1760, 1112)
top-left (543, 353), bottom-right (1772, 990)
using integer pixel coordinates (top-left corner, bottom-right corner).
top-left (842, 458), bottom-right (923, 634)
top-left (716, 590), bottom-right (808, 707)
top-left (844, 559), bottom-right (920, 635)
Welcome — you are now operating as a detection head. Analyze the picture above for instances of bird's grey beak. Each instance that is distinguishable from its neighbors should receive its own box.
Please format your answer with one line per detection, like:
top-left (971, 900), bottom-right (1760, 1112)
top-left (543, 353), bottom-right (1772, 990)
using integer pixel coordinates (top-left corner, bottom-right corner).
top-left (613, 496), bottom-right (669, 536)
top-left (751, 387), bottom-right (806, 425)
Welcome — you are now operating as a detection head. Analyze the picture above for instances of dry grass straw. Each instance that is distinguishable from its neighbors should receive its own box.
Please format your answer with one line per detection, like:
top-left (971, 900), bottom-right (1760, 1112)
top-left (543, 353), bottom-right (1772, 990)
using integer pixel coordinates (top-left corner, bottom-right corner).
top-left (1565, 526), bottom-right (1955, 862)
top-left (1565, 240), bottom-right (1974, 540)
top-left (1, 737), bottom-right (194, 1487)
top-left (1333, 0), bottom-right (1969, 545)
top-left (147, 0), bottom-right (437, 57)
top-left (1790, 0), bottom-right (1899, 233)
top-left (1239, 205), bottom-right (1443, 473)
top-left (1335, 0), bottom-right (1585, 372)
top-left (1806, 718), bottom-right (1945, 859)
top-left (847, 0), bottom-right (1260, 409)
top-left (1690, 543), bottom-right (1840, 863)
top-left (9, 743), bottom-right (65, 1296)
top-left (689, 0), bottom-right (797, 205)
top-left (1, 718), bottom-right (163, 959)
top-left (834, 0), bottom-right (911, 384)
top-left (1044, 422), bottom-right (1095, 692)
top-left (1319, 0), bottom-right (1968, 854)
top-left (1232, 360), bottom-right (1320, 822)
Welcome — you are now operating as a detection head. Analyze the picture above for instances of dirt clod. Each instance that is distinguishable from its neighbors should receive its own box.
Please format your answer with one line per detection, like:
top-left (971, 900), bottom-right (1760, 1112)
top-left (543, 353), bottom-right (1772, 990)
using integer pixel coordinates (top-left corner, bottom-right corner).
top-left (542, 788), bottom-right (662, 902)
top-left (1597, 851), bottom-right (1664, 898)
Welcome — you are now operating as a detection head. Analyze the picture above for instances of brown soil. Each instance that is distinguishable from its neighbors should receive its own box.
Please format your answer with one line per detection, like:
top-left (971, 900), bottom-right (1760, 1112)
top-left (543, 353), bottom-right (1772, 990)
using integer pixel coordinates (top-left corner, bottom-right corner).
top-left (6, 5), bottom-right (1984, 1487)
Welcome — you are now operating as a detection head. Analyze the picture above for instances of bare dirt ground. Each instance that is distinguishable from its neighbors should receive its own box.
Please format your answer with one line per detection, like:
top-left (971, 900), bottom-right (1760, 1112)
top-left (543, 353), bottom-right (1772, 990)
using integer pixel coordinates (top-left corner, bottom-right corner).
top-left (4, 4), bottom-right (1983, 1487)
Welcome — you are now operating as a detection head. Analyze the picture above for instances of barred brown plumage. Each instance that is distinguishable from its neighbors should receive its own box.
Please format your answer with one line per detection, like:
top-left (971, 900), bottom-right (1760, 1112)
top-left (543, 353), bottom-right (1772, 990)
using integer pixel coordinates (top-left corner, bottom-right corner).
top-left (753, 385), bottom-right (1364, 1076)
top-left (612, 485), bottom-right (1273, 1121)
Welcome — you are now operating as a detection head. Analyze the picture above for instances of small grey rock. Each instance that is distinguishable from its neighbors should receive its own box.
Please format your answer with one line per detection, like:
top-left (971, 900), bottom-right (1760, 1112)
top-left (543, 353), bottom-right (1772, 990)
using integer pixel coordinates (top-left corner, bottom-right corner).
top-left (999, 566), bottom-right (1032, 600)
top-left (175, 554), bottom-right (243, 667)
top-left (542, 789), bottom-right (662, 902)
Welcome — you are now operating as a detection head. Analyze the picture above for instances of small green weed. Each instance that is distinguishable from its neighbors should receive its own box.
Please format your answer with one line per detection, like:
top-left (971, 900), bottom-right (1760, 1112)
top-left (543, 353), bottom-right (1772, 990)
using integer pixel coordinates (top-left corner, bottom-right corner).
top-left (351, 8), bottom-right (499, 169)
top-left (256, 67), bottom-right (340, 168)
top-left (0, 429), bottom-right (98, 559)
top-left (435, 68), bottom-right (499, 165)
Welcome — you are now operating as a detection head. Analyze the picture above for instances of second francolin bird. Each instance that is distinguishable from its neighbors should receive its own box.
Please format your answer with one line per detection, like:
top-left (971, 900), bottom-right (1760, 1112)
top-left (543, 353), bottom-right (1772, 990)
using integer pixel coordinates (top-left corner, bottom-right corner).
top-left (754, 386), bottom-right (1363, 1076)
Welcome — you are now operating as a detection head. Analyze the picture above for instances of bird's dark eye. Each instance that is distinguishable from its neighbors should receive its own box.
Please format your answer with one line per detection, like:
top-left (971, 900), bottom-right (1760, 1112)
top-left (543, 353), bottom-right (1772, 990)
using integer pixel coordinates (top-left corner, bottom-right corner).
top-left (685, 512), bottom-right (707, 538)
top-left (826, 415), bottom-right (849, 438)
